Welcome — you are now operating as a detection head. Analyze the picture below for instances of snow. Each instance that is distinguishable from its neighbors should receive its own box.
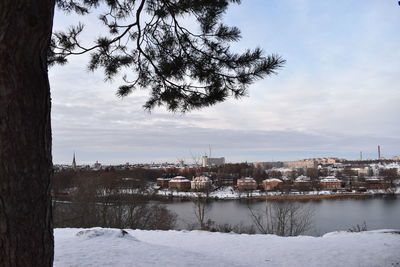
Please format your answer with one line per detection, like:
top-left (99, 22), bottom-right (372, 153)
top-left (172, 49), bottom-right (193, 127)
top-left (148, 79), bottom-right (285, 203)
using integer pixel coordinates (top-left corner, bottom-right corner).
top-left (295, 175), bottom-right (311, 182)
top-left (155, 186), bottom-right (241, 199)
top-left (210, 186), bottom-right (240, 199)
top-left (154, 185), bottom-right (400, 199)
top-left (54, 228), bottom-right (400, 267)
top-left (192, 176), bottom-right (211, 182)
top-left (320, 177), bottom-right (341, 182)
top-left (170, 176), bottom-right (191, 182)
top-left (262, 178), bottom-right (283, 183)
top-left (237, 177), bottom-right (256, 183)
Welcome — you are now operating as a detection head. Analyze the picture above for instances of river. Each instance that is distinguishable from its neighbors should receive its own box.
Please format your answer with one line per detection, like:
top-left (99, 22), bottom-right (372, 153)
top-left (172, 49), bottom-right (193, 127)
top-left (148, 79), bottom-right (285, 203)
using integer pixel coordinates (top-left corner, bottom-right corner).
top-left (161, 195), bottom-right (400, 236)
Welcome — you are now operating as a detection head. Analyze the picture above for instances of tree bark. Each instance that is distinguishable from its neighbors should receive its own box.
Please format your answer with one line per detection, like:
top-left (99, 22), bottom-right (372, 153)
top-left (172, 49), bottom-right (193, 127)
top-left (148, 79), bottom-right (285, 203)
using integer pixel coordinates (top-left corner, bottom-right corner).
top-left (0, 1), bottom-right (55, 266)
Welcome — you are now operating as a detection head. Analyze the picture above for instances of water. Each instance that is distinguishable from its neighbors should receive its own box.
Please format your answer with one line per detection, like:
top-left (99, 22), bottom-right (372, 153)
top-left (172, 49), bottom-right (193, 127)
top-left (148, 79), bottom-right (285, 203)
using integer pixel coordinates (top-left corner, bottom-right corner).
top-left (161, 196), bottom-right (400, 236)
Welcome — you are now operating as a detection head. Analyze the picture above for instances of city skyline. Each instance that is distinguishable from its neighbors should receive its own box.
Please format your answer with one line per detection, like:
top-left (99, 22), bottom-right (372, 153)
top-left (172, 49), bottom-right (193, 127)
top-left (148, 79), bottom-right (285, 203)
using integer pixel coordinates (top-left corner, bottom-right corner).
top-left (59, 147), bottom-right (397, 166)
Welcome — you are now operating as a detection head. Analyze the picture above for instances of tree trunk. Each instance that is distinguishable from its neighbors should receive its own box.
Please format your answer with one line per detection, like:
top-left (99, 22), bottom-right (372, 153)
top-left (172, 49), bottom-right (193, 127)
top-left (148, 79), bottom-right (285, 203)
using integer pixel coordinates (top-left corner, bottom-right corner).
top-left (0, 1), bottom-right (55, 266)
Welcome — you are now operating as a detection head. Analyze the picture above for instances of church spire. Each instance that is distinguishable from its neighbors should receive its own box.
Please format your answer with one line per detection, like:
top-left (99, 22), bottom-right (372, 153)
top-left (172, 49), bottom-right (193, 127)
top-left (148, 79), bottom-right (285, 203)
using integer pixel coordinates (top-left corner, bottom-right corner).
top-left (72, 152), bottom-right (77, 170)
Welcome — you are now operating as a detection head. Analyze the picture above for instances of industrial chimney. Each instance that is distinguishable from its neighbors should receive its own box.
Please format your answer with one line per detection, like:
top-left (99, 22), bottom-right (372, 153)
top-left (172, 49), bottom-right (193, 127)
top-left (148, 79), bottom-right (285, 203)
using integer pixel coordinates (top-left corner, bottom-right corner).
top-left (378, 145), bottom-right (381, 159)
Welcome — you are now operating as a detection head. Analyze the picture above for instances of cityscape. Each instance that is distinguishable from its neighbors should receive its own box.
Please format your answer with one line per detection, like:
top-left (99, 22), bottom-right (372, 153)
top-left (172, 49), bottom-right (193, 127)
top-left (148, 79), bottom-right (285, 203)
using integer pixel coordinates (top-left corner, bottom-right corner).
top-left (54, 145), bottom-right (400, 200)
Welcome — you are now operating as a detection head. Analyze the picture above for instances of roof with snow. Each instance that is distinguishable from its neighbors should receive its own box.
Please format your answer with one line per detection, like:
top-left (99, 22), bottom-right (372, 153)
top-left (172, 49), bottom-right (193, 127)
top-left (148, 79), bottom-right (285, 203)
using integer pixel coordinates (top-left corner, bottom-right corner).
top-left (170, 176), bottom-right (190, 182)
top-left (295, 175), bottom-right (311, 182)
top-left (263, 178), bottom-right (283, 183)
top-left (157, 177), bottom-right (171, 181)
top-left (237, 177), bottom-right (256, 183)
top-left (320, 177), bottom-right (341, 182)
top-left (192, 176), bottom-right (211, 182)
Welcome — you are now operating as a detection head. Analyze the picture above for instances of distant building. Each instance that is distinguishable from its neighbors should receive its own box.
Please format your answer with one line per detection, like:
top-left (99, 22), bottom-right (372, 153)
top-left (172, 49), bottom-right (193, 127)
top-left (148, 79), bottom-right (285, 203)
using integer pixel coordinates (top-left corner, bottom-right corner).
top-left (293, 175), bottom-right (312, 189)
top-left (267, 168), bottom-right (293, 178)
top-left (156, 178), bottom-right (171, 188)
top-left (169, 176), bottom-right (191, 191)
top-left (351, 167), bottom-right (370, 176)
top-left (219, 177), bottom-right (235, 186)
top-left (253, 162), bottom-right (268, 170)
top-left (320, 177), bottom-right (341, 190)
top-left (365, 178), bottom-right (388, 190)
top-left (283, 158), bottom-right (343, 169)
top-left (72, 153), bottom-right (77, 170)
top-left (294, 175), bottom-right (311, 182)
top-left (255, 161), bottom-right (284, 170)
top-left (93, 160), bottom-right (102, 171)
top-left (237, 177), bottom-right (257, 191)
top-left (283, 159), bottom-right (317, 169)
top-left (262, 178), bottom-right (282, 191)
top-left (202, 156), bottom-right (225, 167)
top-left (191, 176), bottom-right (212, 190)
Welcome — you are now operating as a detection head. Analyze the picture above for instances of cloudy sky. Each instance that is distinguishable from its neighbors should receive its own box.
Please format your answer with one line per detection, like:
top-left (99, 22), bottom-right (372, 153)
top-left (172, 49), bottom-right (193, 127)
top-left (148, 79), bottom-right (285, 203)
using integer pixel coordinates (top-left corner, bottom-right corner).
top-left (50, 0), bottom-right (400, 165)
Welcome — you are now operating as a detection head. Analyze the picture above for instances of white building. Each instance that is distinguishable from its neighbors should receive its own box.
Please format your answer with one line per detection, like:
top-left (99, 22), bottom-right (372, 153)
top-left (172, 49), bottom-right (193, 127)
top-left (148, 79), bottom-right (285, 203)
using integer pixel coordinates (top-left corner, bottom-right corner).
top-left (191, 176), bottom-right (212, 190)
top-left (202, 156), bottom-right (225, 167)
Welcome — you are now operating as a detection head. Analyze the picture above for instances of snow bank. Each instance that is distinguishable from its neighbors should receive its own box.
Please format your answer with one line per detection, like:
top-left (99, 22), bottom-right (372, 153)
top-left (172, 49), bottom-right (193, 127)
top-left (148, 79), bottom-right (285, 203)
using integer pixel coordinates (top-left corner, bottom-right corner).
top-left (54, 228), bottom-right (400, 267)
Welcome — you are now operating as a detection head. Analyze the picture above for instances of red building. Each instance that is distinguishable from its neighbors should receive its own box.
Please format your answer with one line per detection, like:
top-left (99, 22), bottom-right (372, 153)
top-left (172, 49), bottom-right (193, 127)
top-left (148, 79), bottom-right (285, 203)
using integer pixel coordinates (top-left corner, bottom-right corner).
top-left (262, 178), bottom-right (282, 191)
top-left (169, 176), bottom-right (191, 191)
top-left (320, 177), bottom-right (341, 190)
top-left (237, 177), bottom-right (257, 191)
top-left (156, 178), bottom-right (170, 188)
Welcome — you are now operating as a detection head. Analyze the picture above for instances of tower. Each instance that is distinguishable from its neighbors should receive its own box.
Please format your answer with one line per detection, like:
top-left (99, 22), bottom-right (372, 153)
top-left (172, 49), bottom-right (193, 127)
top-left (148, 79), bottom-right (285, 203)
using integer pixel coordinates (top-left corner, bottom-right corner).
top-left (378, 145), bottom-right (381, 160)
top-left (72, 152), bottom-right (77, 170)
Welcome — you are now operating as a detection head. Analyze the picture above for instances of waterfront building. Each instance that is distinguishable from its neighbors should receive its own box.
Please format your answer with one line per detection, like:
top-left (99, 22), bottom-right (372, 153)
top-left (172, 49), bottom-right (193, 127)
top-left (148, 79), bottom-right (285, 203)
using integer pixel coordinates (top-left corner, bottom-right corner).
top-left (191, 176), bottom-right (212, 190)
top-left (156, 177), bottom-right (171, 188)
top-left (293, 175), bottom-right (312, 190)
top-left (262, 178), bottom-right (283, 191)
top-left (169, 176), bottom-right (191, 191)
top-left (237, 177), bottom-right (257, 191)
top-left (320, 176), bottom-right (342, 189)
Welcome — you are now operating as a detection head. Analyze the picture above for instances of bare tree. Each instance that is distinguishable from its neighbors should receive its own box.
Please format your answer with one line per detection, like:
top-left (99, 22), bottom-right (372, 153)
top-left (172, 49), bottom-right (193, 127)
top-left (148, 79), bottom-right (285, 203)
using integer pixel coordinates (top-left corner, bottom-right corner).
top-left (190, 150), bottom-right (202, 169)
top-left (381, 168), bottom-right (398, 194)
top-left (192, 193), bottom-right (213, 230)
top-left (53, 171), bottom-right (177, 230)
top-left (248, 201), bottom-right (314, 236)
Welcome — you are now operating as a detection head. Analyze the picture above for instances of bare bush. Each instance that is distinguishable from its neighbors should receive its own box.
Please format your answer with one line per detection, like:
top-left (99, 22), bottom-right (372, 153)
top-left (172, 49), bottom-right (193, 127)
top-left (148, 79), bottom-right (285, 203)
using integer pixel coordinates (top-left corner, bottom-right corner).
top-left (248, 201), bottom-right (314, 236)
top-left (53, 174), bottom-right (176, 230)
top-left (348, 221), bottom-right (367, 232)
top-left (54, 200), bottom-right (176, 230)
top-left (214, 223), bottom-right (256, 234)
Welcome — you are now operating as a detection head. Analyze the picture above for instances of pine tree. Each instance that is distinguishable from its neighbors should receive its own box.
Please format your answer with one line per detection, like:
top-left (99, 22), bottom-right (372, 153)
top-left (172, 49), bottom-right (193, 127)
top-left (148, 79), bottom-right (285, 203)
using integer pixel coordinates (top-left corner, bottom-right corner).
top-left (0, 0), bottom-right (284, 266)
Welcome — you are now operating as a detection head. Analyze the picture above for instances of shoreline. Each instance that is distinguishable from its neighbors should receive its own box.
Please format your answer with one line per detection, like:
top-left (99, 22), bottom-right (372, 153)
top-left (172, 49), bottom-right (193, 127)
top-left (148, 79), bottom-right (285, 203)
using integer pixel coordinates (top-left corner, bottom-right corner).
top-left (53, 191), bottom-right (398, 203)
top-left (152, 190), bottom-right (398, 201)
top-left (252, 193), bottom-right (375, 201)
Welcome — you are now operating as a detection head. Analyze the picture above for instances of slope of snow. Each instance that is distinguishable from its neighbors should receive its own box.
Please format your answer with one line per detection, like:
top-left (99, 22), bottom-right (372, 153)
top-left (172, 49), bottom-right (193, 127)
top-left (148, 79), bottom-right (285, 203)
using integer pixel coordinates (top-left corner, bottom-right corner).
top-left (54, 228), bottom-right (400, 267)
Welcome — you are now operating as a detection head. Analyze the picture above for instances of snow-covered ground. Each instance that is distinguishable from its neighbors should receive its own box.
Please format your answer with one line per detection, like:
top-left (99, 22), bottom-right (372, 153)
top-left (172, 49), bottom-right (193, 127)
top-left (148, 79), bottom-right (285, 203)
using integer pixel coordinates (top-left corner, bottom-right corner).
top-left (54, 228), bottom-right (400, 267)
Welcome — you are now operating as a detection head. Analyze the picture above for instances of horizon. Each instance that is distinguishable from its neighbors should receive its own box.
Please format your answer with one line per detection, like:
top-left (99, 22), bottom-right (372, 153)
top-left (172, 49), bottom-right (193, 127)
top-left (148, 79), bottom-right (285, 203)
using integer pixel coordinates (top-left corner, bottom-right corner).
top-left (55, 151), bottom-right (396, 166)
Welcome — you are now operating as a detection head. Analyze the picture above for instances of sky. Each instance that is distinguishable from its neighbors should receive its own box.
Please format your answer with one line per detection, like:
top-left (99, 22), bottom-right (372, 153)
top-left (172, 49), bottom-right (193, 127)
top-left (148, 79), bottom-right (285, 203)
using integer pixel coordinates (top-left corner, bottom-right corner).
top-left (50, 0), bottom-right (400, 165)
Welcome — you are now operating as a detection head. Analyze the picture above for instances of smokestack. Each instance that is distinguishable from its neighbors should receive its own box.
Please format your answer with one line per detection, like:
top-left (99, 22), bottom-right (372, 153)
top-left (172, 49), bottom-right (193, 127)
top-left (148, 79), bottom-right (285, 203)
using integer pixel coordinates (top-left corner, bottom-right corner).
top-left (378, 145), bottom-right (381, 159)
top-left (360, 151), bottom-right (363, 161)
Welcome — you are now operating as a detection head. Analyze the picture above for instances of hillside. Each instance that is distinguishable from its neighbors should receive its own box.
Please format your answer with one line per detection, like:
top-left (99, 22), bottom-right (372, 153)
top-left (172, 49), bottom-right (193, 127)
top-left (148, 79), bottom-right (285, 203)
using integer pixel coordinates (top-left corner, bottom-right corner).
top-left (54, 228), bottom-right (400, 266)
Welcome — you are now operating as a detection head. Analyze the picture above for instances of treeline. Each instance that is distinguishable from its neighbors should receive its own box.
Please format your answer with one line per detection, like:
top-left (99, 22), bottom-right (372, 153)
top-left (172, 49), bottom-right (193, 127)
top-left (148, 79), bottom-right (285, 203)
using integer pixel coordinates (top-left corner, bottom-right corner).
top-left (52, 168), bottom-right (163, 197)
top-left (52, 168), bottom-right (177, 230)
